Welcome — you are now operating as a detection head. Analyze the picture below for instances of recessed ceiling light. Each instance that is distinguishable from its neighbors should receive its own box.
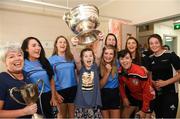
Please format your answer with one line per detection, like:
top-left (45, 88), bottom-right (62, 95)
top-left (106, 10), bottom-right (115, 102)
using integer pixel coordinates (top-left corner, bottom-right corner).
top-left (174, 20), bottom-right (180, 23)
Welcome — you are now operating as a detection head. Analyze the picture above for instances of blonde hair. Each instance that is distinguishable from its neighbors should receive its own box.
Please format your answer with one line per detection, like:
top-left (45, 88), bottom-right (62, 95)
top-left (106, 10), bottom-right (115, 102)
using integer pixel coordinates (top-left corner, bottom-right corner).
top-left (100, 45), bottom-right (117, 78)
top-left (0, 45), bottom-right (23, 62)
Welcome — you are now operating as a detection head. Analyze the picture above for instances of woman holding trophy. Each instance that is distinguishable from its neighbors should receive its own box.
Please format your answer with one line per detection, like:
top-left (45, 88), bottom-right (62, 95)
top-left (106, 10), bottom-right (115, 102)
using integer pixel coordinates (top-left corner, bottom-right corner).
top-left (0, 45), bottom-right (37, 118)
top-left (21, 37), bottom-right (60, 118)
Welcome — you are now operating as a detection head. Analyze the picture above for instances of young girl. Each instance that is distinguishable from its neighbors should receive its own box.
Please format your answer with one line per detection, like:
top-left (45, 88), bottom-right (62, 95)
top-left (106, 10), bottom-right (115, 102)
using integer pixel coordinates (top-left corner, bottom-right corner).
top-left (99, 45), bottom-right (121, 118)
top-left (74, 48), bottom-right (102, 118)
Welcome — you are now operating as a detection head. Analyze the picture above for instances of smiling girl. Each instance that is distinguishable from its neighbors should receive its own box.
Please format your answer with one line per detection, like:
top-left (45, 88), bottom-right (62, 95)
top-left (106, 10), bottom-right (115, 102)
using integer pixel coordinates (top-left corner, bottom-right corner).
top-left (99, 45), bottom-right (121, 118)
top-left (74, 48), bottom-right (102, 118)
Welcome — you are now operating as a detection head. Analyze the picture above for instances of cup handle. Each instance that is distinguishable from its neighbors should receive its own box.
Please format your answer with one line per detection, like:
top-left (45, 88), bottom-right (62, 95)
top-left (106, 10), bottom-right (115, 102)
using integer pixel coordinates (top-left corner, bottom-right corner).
top-left (36, 79), bottom-right (44, 98)
top-left (9, 87), bottom-right (26, 105)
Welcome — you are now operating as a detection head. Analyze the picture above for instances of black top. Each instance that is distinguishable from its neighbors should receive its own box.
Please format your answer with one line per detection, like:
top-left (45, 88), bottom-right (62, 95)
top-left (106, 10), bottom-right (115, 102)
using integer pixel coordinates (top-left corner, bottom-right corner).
top-left (0, 72), bottom-right (32, 118)
top-left (147, 50), bottom-right (180, 94)
top-left (141, 50), bottom-right (153, 68)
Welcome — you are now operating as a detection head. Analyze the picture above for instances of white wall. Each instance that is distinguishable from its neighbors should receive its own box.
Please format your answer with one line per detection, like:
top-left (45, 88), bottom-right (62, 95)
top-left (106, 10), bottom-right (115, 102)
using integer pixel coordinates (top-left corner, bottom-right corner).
top-left (154, 23), bottom-right (180, 56)
top-left (0, 9), bottom-right (109, 71)
top-left (121, 24), bottom-right (136, 49)
top-left (0, 9), bottom-right (109, 54)
top-left (0, 10), bottom-right (71, 55)
top-left (101, 0), bottom-right (180, 24)
top-left (1, 0), bottom-right (179, 25)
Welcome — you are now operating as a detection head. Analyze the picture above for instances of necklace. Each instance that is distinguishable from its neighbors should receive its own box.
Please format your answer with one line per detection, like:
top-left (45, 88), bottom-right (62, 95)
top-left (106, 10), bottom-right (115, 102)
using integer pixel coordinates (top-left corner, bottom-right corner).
top-left (7, 70), bottom-right (24, 81)
top-left (7, 71), bottom-right (27, 86)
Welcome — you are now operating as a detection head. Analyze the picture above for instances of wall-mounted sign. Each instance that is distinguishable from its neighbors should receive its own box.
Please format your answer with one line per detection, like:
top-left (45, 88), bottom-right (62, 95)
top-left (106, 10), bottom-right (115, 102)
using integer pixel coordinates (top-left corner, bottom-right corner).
top-left (174, 23), bottom-right (180, 30)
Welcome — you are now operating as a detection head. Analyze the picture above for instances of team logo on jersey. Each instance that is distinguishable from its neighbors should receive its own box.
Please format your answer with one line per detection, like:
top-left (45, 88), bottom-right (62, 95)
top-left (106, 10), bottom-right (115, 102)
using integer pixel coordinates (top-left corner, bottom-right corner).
top-left (161, 59), bottom-right (168, 62)
top-left (170, 104), bottom-right (176, 110)
top-left (150, 86), bottom-right (156, 99)
top-left (147, 108), bottom-right (151, 113)
top-left (132, 79), bottom-right (139, 85)
top-left (151, 61), bottom-right (155, 64)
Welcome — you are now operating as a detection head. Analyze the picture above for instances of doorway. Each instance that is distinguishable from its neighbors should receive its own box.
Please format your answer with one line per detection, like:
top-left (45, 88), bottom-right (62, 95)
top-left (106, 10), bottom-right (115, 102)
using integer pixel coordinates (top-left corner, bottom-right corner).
top-left (163, 35), bottom-right (177, 53)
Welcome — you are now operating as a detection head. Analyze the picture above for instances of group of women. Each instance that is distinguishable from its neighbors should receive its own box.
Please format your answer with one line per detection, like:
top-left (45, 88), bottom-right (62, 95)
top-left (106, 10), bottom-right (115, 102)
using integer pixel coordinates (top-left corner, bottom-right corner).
top-left (0, 33), bottom-right (180, 119)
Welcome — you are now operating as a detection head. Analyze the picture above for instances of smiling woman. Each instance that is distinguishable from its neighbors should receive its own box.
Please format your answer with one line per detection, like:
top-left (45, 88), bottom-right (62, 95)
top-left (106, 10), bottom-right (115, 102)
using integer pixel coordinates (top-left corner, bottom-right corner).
top-left (117, 49), bottom-right (155, 118)
top-left (48, 35), bottom-right (77, 118)
top-left (21, 37), bottom-right (59, 118)
top-left (146, 34), bottom-right (180, 118)
top-left (99, 45), bottom-right (121, 118)
top-left (0, 45), bottom-right (37, 118)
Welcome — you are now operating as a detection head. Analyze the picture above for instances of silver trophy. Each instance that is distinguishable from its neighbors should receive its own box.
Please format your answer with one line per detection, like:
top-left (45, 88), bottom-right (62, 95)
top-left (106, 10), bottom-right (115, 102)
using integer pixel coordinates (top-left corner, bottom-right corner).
top-left (10, 79), bottom-right (44, 119)
top-left (63, 4), bottom-right (101, 45)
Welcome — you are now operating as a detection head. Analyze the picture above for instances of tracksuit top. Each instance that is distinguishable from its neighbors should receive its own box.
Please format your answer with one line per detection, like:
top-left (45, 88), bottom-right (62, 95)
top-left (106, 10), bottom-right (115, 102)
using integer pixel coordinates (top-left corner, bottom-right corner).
top-left (118, 64), bottom-right (155, 112)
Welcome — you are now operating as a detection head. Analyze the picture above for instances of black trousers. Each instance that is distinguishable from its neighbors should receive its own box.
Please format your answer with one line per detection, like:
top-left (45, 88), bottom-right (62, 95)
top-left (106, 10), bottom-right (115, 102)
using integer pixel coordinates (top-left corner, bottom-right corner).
top-left (37, 91), bottom-right (53, 118)
top-left (153, 92), bottom-right (178, 118)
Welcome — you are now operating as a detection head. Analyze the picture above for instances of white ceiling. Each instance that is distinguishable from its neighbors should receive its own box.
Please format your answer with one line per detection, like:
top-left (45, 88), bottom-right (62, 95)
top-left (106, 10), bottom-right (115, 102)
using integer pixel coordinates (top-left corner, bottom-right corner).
top-left (0, 0), bottom-right (180, 25)
top-left (34, 0), bottom-right (113, 8)
top-left (3, 0), bottom-right (113, 9)
top-left (0, 0), bottom-right (113, 10)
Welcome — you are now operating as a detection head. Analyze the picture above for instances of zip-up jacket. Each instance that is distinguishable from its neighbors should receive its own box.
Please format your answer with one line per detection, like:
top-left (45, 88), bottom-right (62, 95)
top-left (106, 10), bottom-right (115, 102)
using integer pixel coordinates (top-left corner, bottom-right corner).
top-left (118, 64), bottom-right (155, 112)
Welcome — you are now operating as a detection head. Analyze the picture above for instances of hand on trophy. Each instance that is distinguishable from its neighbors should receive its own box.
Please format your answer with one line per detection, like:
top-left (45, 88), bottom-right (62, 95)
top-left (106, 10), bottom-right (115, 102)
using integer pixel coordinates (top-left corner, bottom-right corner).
top-left (9, 79), bottom-right (45, 119)
top-left (71, 37), bottom-right (79, 46)
top-left (22, 103), bottom-right (37, 115)
top-left (97, 32), bottom-right (104, 41)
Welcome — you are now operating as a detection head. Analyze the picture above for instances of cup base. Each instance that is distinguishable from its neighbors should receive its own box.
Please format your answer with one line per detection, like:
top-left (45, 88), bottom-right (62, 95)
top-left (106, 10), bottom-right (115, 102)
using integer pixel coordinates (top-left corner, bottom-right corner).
top-left (32, 113), bottom-right (44, 119)
top-left (76, 29), bottom-right (101, 45)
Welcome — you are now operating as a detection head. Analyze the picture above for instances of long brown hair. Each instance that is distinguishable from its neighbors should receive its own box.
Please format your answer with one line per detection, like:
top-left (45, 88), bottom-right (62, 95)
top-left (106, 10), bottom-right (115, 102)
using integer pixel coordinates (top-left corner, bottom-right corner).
top-left (80, 48), bottom-right (95, 66)
top-left (52, 35), bottom-right (73, 61)
top-left (105, 33), bottom-right (118, 49)
top-left (21, 37), bottom-right (54, 80)
top-left (100, 45), bottom-right (117, 78)
top-left (148, 34), bottom-right (163, 47)
top-left (125, 36), bottom-right (141, 65)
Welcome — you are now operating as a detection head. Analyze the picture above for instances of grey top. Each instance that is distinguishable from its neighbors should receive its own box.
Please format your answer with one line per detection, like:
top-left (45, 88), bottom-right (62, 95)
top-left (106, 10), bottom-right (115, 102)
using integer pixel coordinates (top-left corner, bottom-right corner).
top-left (74, 63), bottom-right (102, 108)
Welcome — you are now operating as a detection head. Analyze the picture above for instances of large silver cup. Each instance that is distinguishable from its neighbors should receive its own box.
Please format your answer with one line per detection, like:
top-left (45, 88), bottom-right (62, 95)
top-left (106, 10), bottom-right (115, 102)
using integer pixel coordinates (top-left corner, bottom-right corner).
top-left (10, 79), bottom-right (44, 119)
top-left (63, 4), bottom-right (101, 45)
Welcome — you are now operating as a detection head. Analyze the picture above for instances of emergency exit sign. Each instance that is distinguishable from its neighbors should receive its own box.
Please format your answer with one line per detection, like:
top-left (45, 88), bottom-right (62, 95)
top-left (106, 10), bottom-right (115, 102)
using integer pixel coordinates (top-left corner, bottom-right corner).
top-left (174, 23), bottom-right (180, 30)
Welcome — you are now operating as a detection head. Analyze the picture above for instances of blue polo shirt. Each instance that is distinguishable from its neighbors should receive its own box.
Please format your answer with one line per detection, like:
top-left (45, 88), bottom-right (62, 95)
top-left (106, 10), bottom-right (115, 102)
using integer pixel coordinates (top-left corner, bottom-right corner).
top-left (23, 59), bottom-right (51, 93)
top-left (48, 55), bottom-right (77, 90)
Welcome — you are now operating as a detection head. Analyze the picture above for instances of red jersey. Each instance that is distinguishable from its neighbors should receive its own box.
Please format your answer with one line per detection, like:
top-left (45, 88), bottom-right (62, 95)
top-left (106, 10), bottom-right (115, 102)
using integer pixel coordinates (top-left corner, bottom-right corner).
top-left (118, 64), bottom-right (155, 112)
